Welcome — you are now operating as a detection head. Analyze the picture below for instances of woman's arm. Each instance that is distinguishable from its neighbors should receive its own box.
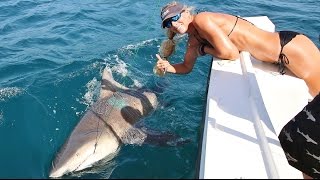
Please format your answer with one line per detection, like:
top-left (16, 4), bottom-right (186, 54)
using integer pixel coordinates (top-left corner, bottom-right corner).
top-left (156, 40), bottom-right (199, 74)
top-left (156, 52), bottom-right (197, 74)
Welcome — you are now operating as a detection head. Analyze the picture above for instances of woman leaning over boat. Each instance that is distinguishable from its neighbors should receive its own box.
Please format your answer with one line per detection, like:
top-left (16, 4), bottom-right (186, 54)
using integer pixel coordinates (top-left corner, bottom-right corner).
top-left (155, 1), bottom-right (320, 179)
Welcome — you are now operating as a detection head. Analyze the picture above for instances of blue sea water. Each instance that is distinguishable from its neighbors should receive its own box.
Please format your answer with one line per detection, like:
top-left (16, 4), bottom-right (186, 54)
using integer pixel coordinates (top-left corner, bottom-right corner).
top-left (0, 0), bottom-right (319, 178)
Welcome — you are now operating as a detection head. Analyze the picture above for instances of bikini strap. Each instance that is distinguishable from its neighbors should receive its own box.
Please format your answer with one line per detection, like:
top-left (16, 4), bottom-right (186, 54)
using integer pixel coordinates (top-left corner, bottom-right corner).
top-left (227, 16), bottom-right (239, 36)
top-left (278, 53), bottom-right (289, 75)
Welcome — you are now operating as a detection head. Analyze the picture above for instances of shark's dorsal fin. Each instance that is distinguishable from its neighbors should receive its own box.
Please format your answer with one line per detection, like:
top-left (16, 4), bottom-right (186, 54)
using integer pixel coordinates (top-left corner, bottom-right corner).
top-left (100, 67), bottom-right (129, 99)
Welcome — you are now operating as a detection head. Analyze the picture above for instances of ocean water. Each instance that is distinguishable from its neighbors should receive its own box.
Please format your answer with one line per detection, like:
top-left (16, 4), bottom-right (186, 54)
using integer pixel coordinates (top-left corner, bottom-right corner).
top-left (0, 0), bottom-right (319, 178)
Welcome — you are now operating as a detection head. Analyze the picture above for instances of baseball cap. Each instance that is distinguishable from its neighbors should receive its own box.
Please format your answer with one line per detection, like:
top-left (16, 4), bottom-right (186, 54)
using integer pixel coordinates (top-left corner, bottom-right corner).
top-left (161, 3), bottom-right (184, 28)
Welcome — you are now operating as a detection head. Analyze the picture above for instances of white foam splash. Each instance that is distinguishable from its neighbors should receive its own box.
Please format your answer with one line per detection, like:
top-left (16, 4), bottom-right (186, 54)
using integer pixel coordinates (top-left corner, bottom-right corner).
top-left (0, 87), bottom-right (24, 101)
top-left (132, 79), bottom-right (142, 88)
top-left (103, 55), bottom-right (128, 77)
top-left (85, 77), bottom-right (100, 104)
top-left (111, 55), bottom-right (128, 77)
top-left (122, 38), bottom-right (157, 51)
top-left (0, 110), bottom-right (3, 126)
top-left (78, 77), bottom-right (100, 108)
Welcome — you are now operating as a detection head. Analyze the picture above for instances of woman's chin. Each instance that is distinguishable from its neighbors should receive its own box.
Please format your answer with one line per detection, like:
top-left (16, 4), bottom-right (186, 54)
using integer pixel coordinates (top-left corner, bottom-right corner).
top-left (176, 26), bottom-right (187, 34)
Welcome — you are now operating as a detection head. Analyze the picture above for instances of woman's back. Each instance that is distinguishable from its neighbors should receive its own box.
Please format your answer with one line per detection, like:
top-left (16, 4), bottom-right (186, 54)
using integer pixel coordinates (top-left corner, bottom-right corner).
top-left (206, 12), bottom-right (281, 62)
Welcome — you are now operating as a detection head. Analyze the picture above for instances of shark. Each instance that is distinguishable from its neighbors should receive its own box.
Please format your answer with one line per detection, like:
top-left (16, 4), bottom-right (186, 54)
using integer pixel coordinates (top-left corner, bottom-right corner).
top-left (49, 67), bottom-right (182, 178)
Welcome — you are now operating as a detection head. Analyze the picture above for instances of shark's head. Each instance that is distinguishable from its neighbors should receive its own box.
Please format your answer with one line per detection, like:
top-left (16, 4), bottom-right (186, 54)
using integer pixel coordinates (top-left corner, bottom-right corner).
top-left (49, 123), bottom-right (120, 178)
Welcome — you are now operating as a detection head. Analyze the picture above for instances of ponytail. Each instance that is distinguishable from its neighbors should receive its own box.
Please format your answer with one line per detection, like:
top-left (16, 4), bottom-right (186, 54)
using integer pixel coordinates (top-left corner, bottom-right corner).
top-left (159, 29), bottom-right (177, 59)
top-left (154, 29), bottom-right (177, 77)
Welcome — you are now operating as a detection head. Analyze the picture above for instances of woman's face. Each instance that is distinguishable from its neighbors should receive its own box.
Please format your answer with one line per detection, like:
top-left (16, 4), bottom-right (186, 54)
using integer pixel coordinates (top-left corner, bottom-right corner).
top-left (168, 10), bottom-right (190, 34)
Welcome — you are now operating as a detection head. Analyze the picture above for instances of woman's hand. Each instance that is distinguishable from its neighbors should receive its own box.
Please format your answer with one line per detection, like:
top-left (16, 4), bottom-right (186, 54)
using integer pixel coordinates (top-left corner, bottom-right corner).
top-left (156, 54), bottom-right (170, 72)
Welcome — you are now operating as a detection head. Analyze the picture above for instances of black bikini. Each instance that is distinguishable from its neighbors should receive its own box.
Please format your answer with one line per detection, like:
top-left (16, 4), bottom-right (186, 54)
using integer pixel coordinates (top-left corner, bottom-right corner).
top-left (276, 31), bottom-right (301, 75)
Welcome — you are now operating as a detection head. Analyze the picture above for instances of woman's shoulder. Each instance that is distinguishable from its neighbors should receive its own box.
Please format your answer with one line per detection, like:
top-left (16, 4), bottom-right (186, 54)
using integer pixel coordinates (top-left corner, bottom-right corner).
top-left (194, 12), bottom-right (231, 21)
top-left (196, 11), bottom-right (216, 17)
top-left (194, 12), bottom-right (214, 23)
top-left (193, 12), bottom-right (223, 28)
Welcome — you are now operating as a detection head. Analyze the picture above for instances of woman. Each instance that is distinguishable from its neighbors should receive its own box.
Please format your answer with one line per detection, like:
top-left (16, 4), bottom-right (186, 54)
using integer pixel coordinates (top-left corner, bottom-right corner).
top-left (155, 1), bottom-right (320, 179)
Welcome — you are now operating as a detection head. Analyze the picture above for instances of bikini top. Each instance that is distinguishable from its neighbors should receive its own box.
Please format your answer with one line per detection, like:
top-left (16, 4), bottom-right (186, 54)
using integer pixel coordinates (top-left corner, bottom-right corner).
top-left (193, 14), bottom-right (254, 47)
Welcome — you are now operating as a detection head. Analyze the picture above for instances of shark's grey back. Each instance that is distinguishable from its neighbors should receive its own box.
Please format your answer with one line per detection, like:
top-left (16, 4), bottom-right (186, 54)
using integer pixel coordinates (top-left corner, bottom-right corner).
top-left (49, 67), bottom-right (158, 178)
top-left (92, 89), bottom-right (157, 145)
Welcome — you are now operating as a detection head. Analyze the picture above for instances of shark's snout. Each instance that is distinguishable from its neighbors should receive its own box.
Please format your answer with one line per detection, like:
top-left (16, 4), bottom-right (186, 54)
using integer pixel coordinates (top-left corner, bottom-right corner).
top-left (49, 171), bottom-right (61, 178)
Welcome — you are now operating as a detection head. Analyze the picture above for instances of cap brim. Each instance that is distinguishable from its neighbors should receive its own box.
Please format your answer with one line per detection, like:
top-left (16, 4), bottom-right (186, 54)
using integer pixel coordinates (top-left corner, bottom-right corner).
top-left (161, 13), bottom-right (178, 28)
top-left (161, 4), bottom-right (184, 28)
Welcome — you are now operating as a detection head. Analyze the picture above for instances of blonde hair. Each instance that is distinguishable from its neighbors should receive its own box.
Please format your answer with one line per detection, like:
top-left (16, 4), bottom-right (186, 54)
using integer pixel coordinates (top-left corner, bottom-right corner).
top-left (159, 30), bottom-right (176, 59)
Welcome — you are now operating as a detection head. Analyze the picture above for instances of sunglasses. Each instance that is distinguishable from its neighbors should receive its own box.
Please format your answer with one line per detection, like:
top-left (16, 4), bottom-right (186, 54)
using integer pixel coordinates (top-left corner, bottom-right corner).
top-left (163, 13), bottom-right (181, 28)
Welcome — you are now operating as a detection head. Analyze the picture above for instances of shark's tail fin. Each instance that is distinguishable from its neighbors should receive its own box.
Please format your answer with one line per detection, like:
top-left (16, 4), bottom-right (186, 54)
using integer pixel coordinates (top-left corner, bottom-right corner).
top-left (100, 67), bottom-right (129, 99)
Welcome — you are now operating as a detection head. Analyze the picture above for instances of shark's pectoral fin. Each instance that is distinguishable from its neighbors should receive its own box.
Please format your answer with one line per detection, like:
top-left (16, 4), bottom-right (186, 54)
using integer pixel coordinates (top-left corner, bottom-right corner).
top-left (142, 129), bottom-right (191, 147)
top-left (120, 127), bottom-right (147, 146)
top-left (120, 127), bottom-right (190, 147)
